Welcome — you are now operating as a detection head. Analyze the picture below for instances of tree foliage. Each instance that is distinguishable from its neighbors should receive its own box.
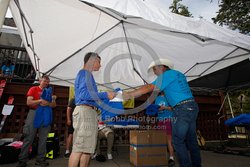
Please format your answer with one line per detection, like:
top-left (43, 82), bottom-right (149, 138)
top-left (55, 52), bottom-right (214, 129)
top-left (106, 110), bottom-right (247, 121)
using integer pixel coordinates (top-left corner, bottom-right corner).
top-left (169, 0), bottom-right (192, 17)
top-left (212, 0), bottom-right (250, 35)
top-left (224, 88), bottom-right (250, 115)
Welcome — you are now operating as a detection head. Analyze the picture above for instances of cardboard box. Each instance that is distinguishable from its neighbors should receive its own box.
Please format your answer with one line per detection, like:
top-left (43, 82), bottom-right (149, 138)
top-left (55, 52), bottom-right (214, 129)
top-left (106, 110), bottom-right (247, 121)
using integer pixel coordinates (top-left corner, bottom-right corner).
top-left (130, 130), bottom-right (168, 166)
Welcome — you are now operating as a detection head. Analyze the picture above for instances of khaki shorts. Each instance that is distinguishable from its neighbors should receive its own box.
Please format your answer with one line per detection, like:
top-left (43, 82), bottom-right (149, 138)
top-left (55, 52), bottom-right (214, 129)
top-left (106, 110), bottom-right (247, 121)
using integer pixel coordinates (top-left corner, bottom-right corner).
top-left (72, 106), bottom-right (98, 153)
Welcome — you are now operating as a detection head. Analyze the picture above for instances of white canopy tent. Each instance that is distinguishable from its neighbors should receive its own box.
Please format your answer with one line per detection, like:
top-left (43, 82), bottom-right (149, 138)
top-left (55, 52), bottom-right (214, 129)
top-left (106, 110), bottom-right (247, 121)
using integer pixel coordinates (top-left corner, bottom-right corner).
top-left (9, 0), bottom-right (250, 90)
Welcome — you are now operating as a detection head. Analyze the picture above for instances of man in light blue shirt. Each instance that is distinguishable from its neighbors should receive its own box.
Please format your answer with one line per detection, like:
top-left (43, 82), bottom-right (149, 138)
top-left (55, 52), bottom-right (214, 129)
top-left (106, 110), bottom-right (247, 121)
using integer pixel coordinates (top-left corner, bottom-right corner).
top-left (124, 59), bottom-right (201, 167)
top-left (68, 52), bottom-right (116, 167)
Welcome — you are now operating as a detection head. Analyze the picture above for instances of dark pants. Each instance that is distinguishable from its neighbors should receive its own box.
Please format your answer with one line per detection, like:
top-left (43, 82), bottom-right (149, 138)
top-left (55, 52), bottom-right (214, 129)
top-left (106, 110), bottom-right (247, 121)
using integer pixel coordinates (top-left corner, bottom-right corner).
top-left (19, 109), bottom-right (51, 162)
top-left (172, 101), bottom-right (201, 167)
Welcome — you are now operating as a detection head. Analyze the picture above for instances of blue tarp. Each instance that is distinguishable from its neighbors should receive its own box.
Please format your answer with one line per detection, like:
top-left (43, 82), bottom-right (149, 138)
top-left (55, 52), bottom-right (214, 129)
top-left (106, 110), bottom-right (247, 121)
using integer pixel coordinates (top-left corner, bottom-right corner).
top-left (224, 114), bottom-right (250, 126)
top-left (33, 87), bottom-right (53, 128)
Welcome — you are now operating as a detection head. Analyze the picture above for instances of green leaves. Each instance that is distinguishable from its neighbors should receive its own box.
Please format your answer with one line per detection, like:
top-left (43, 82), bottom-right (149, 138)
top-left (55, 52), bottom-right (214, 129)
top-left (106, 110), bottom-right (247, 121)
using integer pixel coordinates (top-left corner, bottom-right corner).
top-left (213, 0), bottom-right (250, 35)
top-left (169, 0), bottom-right (193, 17)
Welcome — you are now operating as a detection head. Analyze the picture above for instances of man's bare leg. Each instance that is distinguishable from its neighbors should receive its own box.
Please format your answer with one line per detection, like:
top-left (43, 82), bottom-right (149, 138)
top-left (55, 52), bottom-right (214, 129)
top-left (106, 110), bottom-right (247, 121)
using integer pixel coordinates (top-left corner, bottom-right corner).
top-left (79, 153), bottom-right (91, 167)
top-left (68, 152), bottom-right (81, 167)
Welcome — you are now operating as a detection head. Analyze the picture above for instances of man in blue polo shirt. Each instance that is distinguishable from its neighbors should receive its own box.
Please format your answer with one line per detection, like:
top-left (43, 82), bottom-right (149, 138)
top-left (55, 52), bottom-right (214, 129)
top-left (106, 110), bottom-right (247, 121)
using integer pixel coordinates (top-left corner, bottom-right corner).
top-left (124, 59), bottom-right (201, 167)
top-left (68, 52), bottom-right (116, 167)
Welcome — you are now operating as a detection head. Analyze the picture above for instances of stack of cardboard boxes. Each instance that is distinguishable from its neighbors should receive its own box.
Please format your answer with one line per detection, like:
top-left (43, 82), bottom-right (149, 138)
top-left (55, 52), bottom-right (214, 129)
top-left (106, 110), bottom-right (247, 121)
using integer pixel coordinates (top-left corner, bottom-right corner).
top-left (130, 130), bottom-right (168, 166)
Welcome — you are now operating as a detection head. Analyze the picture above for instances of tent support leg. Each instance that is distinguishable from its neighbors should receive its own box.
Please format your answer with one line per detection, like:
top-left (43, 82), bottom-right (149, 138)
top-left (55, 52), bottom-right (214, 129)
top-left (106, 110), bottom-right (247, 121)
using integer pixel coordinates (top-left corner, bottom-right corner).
top-left (217, 93), bottom-right (228, 116)
top-left (227, 93), bottom-right (235, 118)
top-left (227, 93), bottom-right (239, 132)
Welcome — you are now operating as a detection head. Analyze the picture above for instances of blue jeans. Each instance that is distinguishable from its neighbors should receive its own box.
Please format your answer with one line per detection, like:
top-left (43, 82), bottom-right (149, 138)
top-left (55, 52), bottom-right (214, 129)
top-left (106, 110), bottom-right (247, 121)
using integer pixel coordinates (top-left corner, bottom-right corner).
top-left (172, 101), bottom-right (201, 167)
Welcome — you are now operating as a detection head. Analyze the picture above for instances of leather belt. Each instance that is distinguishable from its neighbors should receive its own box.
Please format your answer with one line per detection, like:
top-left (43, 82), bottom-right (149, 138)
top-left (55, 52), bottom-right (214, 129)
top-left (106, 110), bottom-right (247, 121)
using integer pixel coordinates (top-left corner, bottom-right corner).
top-left (174, 98), bottom-right (194, 107)
top-left (79, 104), bottom-right (98, 110)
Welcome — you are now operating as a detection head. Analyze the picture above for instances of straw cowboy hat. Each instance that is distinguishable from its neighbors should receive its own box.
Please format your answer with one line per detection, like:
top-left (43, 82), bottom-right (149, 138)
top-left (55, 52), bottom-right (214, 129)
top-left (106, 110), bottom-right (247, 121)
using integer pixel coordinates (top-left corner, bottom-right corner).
top-left (147, 58), bottom-right (174, 73)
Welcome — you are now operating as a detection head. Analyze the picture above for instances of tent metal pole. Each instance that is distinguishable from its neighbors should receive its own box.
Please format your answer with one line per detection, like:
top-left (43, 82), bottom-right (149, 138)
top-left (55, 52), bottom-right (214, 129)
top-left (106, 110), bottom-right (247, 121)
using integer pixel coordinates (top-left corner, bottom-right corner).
top-left (14, 0), bottom-right (40, 73)
top-left (199, 48), bottom-right (238, 76)
top-left (227, 93), bottom-right (234, 118)
top-left (0, 0), bottom-right (10, 29)
top-left (192, 52), bottom-right (249, 65)
top-left (185, 63), bottom-right (198, 75)
top-left (217, 93), bottom-right (228, 116)
top-left (14, 0), bottom-right (33, 50)
top-left (186, 52), bottom-right (250, 76)
top-left (185, 48), bottom-right (248, 78)
top-left (117, 81), bottom-right (137, 90)
top-left (121, 21), bottom-right (148, 84)
top-left (217, 91), bottom-right (239, 131)
top-left (80, 1), bottom-right (124, 20)
top-left (227, 93), bottom-right (239, 133)
top-left (121, 21), bottom-right (135, 70)
top-left (13, 0), bottom-right (33, 32)
top-left (234, 46), bottom-right (250, 53)
top-left (125, 22), bottom-right (211, 42)
top-left (186, 53), bottom-right (240, 75)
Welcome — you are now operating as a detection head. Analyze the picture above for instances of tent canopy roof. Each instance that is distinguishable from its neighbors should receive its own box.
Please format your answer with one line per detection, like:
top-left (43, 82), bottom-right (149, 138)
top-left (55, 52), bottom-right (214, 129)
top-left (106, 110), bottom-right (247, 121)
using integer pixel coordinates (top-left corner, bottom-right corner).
top-left (9, 0), bottom-right (250, 91)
